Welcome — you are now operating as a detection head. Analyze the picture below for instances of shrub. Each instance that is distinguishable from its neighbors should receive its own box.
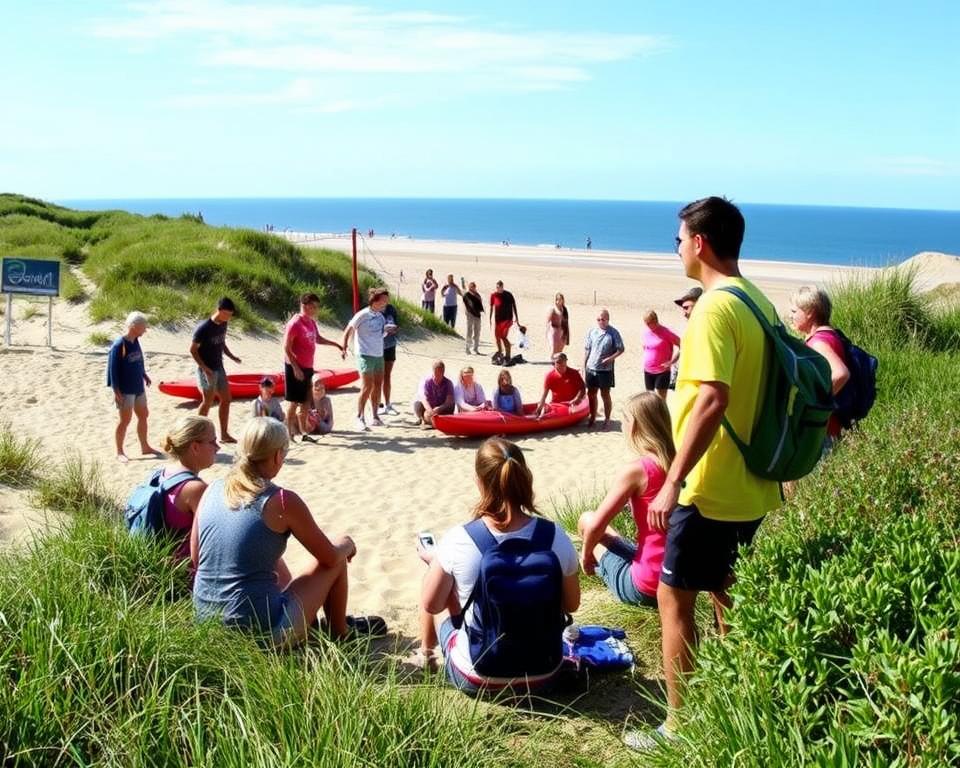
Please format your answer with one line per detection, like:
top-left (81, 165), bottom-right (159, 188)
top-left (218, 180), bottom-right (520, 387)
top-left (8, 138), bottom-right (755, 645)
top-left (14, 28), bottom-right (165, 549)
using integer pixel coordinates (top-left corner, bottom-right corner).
top-left (0, 423), bottom-right (43, 487)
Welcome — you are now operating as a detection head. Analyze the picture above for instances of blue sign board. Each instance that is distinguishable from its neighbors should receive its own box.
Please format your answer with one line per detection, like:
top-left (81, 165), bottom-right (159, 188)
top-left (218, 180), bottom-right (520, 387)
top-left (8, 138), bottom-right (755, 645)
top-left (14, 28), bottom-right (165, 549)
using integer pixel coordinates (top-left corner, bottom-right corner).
top-left (1, 258), bottom-right (61, 296)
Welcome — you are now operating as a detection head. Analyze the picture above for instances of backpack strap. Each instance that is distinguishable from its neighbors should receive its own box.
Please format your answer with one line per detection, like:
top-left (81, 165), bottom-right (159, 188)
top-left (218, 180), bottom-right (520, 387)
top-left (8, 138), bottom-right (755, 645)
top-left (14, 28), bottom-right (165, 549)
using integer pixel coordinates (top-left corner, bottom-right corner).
top-left (159, 470), bottom-right (198, 493)
top-left (529, 518), bottom-right (556, 551)
top-left (464, 517), bottom-right (498, 553)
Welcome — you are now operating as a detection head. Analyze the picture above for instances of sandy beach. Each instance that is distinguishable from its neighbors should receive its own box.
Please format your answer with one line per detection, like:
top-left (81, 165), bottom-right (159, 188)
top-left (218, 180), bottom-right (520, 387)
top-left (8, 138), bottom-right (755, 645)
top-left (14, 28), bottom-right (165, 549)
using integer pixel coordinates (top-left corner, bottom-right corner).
top-left (2, 238), bottom-right (957, 633)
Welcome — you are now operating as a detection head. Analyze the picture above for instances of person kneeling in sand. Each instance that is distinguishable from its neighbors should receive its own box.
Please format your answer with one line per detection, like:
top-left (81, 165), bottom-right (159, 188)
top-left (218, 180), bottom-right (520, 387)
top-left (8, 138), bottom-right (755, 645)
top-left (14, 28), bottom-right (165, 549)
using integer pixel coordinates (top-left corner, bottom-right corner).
top-left (491, 369), bottom-right (523, 415)
top-left (534, 353), bottom-right (585, 418)
top-left (252, 376), bottom-right (285, 421)
top-left (191, 417), bottom-right (385, 646)
top-left (413, 438), bottom-right (580, 694)
top-left (413, 360), bottom-right (455, 428)
top-left (454, 366), bottom-right (490, 412)
top-left (578, 393), bottom-right (674, 609)
top-left (306, 380), bottom-right (334, 435)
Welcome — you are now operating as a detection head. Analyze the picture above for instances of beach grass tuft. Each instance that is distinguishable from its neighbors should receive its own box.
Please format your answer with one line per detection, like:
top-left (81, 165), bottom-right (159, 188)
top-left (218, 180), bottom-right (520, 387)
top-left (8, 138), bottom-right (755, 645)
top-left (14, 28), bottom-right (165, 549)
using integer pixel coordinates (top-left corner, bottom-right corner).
top-left (0, 423), bottom-right (44, 487)
top-left (33, 452), bottom-right (117, 517)
top-left (87, 330), bottom-right (112, 346)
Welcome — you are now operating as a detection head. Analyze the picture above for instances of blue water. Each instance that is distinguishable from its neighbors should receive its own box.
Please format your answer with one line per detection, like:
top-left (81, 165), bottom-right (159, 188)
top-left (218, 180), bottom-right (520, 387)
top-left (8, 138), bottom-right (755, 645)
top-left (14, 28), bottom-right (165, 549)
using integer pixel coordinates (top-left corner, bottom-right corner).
top-left (59, 198), bottom-right (960, 268)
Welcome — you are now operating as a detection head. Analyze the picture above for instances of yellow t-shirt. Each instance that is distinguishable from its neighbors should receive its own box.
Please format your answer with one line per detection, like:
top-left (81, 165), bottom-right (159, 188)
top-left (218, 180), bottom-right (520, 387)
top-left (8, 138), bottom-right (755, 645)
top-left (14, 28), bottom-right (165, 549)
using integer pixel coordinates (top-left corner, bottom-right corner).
top-left (672, 277), bottom-right (782, 521)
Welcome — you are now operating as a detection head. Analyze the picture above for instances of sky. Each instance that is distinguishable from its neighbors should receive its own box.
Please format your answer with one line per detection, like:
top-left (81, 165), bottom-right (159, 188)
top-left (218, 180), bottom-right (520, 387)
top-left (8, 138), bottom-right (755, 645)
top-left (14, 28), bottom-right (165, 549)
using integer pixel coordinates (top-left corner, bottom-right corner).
top-left (1, 0), bottom-right (958, 209)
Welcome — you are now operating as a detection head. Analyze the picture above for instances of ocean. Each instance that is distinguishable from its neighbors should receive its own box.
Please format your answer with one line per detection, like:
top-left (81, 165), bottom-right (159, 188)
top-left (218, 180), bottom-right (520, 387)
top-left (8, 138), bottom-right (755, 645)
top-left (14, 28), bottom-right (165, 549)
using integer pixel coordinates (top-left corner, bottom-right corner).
top-left (59, 198), bottom-right (960, 268)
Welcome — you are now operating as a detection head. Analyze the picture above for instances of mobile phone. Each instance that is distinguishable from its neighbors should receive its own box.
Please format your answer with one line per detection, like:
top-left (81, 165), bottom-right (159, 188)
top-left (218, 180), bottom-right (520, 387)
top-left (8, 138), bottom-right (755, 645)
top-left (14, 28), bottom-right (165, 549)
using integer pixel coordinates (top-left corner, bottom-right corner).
top-left (417, 532), bottom-right (436, 549)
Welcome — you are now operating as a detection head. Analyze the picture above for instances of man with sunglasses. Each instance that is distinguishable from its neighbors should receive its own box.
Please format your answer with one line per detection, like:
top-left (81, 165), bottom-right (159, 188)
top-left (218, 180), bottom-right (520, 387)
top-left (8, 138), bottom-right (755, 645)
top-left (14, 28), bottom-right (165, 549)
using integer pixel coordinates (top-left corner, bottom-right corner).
top-left (668, 286), bottom-right (703, 390)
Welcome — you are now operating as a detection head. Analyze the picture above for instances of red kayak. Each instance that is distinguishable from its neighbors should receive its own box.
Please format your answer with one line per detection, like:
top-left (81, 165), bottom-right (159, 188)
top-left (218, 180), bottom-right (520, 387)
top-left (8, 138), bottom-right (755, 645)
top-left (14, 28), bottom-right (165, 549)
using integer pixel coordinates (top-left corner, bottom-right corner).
top-left (433, 400), bottom-right (589, 438)
top-left (158, 368), bottom-right (360, 400)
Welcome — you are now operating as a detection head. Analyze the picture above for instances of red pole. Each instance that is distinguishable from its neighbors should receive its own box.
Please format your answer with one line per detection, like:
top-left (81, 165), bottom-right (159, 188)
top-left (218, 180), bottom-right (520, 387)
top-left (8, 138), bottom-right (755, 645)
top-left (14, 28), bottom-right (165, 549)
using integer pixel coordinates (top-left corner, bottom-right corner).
top-left (351, 227), bottom-right (360, 313)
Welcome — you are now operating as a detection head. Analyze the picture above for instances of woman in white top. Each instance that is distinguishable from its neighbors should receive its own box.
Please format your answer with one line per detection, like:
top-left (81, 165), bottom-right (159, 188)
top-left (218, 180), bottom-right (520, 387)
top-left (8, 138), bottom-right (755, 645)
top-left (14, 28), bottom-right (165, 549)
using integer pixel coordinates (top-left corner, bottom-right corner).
top-left (414, 438), bottom-right (580, 694)
top-left (453, 366), bottom-right (489, 412)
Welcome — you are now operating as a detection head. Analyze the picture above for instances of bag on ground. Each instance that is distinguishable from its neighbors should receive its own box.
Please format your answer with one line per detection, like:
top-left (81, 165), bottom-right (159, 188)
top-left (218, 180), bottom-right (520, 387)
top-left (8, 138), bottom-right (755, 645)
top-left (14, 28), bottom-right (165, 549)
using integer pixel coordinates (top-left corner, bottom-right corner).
top-left (831, 328), bottom-right (878, 428)
top-left (563, 625), bottom-right (634, 671)
top-left (719, 286), bottom-right (835, 482)
top-left (461, 517), bottom-right (565, 678)
top-left (124, 468), bottom-right (196, 537)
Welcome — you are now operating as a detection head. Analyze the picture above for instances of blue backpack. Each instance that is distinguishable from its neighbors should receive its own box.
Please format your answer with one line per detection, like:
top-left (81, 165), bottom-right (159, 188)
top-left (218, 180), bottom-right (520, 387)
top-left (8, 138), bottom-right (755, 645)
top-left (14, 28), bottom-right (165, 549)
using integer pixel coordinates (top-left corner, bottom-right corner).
top-left (124, 469), bottom-right (196, 537)
top-left (830, 329), bottom-right (878, 429)
top-left (461, 518), bottom-right (565, 678)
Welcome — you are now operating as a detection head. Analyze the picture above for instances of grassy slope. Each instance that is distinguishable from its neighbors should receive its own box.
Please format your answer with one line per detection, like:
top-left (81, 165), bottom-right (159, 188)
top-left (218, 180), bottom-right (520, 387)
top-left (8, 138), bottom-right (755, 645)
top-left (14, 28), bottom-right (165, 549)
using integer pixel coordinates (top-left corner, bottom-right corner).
top-left (0, 193), bottom-right (452, 335)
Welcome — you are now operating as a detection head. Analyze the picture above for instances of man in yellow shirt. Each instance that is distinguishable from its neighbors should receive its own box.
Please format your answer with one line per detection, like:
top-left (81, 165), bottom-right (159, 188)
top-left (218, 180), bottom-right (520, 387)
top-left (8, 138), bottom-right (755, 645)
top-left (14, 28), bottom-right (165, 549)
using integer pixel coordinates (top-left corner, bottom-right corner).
top-left (627, 197), bottom-right (782, 750)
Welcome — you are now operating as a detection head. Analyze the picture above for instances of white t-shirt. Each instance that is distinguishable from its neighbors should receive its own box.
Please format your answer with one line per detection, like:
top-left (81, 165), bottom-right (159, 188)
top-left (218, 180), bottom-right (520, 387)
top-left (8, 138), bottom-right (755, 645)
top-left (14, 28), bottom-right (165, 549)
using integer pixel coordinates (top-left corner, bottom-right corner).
top-left (442, 283), bottom-right (459, 307)
top-left (435, 516), bottom-right (578, 678)
top-left (347, 307), bottom-right (386, 357)
top-left (454, 381), bottom-right (486, 411)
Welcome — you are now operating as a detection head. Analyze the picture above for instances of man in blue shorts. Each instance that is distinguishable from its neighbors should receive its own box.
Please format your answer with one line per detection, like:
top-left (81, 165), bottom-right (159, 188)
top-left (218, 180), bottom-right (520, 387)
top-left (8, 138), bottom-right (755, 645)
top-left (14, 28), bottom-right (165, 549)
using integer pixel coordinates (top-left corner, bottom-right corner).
top-left (190, 297), bottom-right (242, 443)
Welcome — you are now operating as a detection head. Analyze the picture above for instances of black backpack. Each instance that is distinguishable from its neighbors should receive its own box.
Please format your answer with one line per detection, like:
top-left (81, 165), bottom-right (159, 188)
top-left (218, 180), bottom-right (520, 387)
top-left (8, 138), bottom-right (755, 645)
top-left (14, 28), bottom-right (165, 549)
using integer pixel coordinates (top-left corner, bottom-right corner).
top-left (831, 329), bottom-right (879, 429)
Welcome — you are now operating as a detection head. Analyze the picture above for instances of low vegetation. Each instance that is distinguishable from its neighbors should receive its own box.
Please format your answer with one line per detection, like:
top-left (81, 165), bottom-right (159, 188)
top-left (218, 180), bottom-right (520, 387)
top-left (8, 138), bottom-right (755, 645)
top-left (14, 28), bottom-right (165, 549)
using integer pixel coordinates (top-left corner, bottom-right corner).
top-left (0, 424), bottom-right (44, 487)
top-left (0, 193), bottom-right (452, 335)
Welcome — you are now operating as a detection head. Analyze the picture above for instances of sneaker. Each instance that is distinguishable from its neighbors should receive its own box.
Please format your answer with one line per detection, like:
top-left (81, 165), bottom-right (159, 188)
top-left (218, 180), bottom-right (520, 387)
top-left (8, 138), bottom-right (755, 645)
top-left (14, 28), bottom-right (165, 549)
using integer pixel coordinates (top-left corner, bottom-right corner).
top-left (371, 417), bottom-right (385, 427)
top-left (623, 723), bottom-right (676, 752)
top-left (355, 417), bottom-right (370, 432)
top-left (473, 348), bottom-right (480, 354)
top-left (384, 404), bottom-right (399, 415)
top-left (465, 348), bottom-right (472, 354)
top-left (377, 404), bottom-right (388, 416)
top-left (300, 434), bottom-right (318, 443)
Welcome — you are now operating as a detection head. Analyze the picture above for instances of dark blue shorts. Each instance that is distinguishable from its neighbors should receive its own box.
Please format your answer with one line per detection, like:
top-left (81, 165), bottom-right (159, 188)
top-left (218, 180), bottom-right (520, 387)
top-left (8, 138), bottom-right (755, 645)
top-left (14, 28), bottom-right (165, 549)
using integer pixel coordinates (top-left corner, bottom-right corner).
top-left (586, 369), bottom-right (615, 390)
top-left (660, 504), bottom-right (763, 592)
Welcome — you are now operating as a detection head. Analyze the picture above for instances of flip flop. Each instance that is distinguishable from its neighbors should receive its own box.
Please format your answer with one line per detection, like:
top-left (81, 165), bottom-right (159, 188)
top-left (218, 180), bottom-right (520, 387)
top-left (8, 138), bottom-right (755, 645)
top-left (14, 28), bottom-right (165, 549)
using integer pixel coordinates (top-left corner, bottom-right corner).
top-left (346, 614), bottom-right (388, 637)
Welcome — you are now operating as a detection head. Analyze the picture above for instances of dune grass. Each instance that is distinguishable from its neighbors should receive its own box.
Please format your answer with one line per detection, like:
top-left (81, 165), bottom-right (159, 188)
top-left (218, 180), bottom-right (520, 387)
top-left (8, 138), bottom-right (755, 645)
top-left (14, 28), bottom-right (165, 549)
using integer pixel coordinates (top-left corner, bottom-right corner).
top-left (0, 423), bottom-right (44, 487)
top-left (0, 193), bottom-right (452, 336)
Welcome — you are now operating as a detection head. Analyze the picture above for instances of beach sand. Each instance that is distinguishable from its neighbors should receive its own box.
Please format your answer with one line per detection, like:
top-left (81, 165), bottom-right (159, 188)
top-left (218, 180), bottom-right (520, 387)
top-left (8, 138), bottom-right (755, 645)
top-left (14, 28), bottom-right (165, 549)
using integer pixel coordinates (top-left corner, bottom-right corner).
top-left (1, 239), bottom-right (956, 635)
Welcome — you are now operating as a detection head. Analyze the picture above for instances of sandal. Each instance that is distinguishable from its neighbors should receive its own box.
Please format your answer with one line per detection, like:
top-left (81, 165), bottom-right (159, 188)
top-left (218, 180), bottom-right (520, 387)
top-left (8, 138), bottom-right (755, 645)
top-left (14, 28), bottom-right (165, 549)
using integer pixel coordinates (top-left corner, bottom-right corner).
top-left (346, 614), bottom-right (388, 637)
top-left (405, 647), bottom-right (441, 672)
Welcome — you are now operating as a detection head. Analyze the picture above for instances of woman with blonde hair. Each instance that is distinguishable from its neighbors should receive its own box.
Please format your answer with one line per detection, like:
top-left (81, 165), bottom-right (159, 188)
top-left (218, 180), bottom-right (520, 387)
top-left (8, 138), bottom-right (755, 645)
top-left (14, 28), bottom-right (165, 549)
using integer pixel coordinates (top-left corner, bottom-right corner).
top-left (578, 392), bottom-right (674, 608)
top-left (545, 293), bottom-right (570, 360)
top-left (191, 417), bottom-right (384, 645)
top-left (415, 438), bottom-right (580, 694)
top-left (156, 415), bottom-right (218, 561)
top-left (453, 366), bottom-right (489, 412)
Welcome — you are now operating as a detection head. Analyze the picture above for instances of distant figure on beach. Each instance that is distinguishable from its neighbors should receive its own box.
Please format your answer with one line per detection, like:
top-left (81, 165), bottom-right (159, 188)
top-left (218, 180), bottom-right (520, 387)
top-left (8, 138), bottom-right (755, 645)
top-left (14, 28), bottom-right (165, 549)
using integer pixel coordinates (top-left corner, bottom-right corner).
top-left (342, 287), bottom-right (390, 432)
top-left (379, 300), bottom-right (400, 416)
top-left (586, 236), bottom-right (592, 250)
top-left (790, 286), bottom-right (850, 447)
top-left (491, 369), bottom-right (523, 415)
top-left (628, 197), bottom-right (782, 751)
top-left (489, 280), bottom-right (520, 365)
top-left (642, 310), bottom-right (681, 401)
top-left (440, 274), bottom-right (462, 328)
top-left (155, 415), bottom-right (217, 562)
top-left (107, 311), bottom-right (159, 462)
top-left (307, 380), bottom-right (334, 435)
top-left (578, 393), bottom-right (674, 610)
top-left (454, 366), bottom-right (489, 412)
top-left (192, 417), bottom-right (385, 646)
top-left (669, 286), bottom-right (702, 389)
top-left (421, 270), bottom-right (439, 314)
top-left (190, 297), bottom-right (242, 444)
top-left (534, 353), bottom-right (585, 417)
top-left (413, 359), bottom-right (455, 429)
top-left (368, 228), bottom-right (375, 238)
top-left (462, 281), bottom-right (485, 354)
top-left (583, 309), bottom-right (624, 429)
top-left (546, 292), bottom-right (570, 360)
top-left (252, 376), bottom-right (284, 421)
top-left (412, 438), bottom-right (580, 691)
top-left (283, 293), bottom-right (342, 443)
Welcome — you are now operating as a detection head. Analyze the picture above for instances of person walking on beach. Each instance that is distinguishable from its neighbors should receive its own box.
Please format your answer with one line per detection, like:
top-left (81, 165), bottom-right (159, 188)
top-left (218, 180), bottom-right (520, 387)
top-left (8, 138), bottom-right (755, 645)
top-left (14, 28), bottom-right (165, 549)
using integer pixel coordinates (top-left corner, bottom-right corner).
top-left (489, 280), bottom-right (520, 365)
top-left (583, 309), bottom-right (624, 429)
top-left (462, 281), bottom-right (485, 354)
top-left (107, 311), bottom-right (159, 462)
top-left (379, 300), bottom-right (400, 416)
top-left (190, 297), bottom-right (241, 443)
top-left (546, 292), bottom-right (570, 361)
top-left (421, 270), bottom-right (439, 314)
top-left (440, 274), bottom-right (462, 328)
top-left (284, 292), bottom-right (343, 443)
top-left (342, 286), bottom-right (389, 431)
top-left (626, 197), bottom-right (782, 750)
top-left (534, 353), bottom-right (585, 417)
top-left (642, 310), bottom-right (681, 401)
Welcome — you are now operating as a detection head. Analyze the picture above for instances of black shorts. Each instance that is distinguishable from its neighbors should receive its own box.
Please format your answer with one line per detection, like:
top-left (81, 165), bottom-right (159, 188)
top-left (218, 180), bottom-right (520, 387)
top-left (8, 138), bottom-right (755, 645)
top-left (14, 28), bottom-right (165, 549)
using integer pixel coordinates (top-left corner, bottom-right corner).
top-left (660, 504), bottom-right (763, 592)
top-left (586, 369), bottom-right (615, 390)
top-left (644, 370), bottom-right (671, 391)
top-left (383, 346), bottom-right (396, 363)
top-left (283, 364), bottom-right (313, 403)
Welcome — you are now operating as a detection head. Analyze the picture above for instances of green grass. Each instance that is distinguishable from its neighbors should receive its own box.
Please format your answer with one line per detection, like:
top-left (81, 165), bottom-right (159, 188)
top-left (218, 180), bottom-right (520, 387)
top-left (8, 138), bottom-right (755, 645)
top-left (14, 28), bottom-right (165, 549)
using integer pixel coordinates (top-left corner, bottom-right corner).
top-left (88, 331), bottom-right (112, 346)
top-left (0, 423), bottom-right (44, 487)
top-left (0, 193), bottom-right (452, 336)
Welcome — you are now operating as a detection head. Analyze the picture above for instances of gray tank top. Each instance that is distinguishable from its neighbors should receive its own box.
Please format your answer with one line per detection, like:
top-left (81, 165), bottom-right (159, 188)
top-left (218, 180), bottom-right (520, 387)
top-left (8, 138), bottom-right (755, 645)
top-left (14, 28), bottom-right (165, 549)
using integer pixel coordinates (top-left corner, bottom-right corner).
top-left (193, 478), bottom-right (291, 631)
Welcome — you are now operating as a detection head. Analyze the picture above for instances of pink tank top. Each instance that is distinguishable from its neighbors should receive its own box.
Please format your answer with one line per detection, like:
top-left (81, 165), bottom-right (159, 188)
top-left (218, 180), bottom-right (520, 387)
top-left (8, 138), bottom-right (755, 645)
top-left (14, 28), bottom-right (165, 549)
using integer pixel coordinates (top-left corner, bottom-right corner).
top-left (162, 469), bottom-right (198, 561)
top-left (808, 329), bottom-right (846, 437)
top-left (628, 456), bottom-right (668, 597)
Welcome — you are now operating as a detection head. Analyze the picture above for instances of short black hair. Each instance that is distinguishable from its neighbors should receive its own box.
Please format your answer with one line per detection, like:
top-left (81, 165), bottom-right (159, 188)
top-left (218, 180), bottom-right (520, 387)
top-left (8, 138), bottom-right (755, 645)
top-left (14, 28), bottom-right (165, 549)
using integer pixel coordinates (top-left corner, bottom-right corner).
top-left (678, 196), bottom-right (745, 261)
top-left (300, 292), bottom-right (321, 306)
top-left (217, 296), bottom-right (236, 312)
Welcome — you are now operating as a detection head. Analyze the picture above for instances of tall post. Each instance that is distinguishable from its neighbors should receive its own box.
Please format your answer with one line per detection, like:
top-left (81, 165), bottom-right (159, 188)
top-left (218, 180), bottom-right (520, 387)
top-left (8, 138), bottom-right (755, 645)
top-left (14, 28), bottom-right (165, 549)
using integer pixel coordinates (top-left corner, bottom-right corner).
top-left (4, 294), bottom-right (11, 346)
top-left (47, 296), bottom-right (53, 347)
top-left (351, 228), bottom-right (360, 313)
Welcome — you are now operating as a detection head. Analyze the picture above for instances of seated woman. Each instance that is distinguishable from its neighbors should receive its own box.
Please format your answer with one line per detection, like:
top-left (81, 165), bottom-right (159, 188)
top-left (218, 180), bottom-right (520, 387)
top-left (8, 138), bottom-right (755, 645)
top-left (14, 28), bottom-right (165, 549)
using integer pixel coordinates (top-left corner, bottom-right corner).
top-left (578, 393), bottom-right (674, 608)
top-left (453, 366), bottom-right (489, 412)
top-left (415, 438), bottom-right (580, 695)
top-left (491, 369), bottom-right (523, 415)
top-left (159, 415), bottom-right (217, 562)
top-left (191, 417), bottom-right (384, 646)
top-left (307, 380), bottom-right (334, 435)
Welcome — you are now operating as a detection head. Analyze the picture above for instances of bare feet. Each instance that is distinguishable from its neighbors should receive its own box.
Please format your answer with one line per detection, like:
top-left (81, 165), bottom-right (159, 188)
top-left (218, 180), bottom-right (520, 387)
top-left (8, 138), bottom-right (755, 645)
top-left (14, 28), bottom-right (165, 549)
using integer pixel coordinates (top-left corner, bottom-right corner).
top-left (221, 434), bottom-right (237, 444)
top-left (602, 420), bottom-right (611, 431)
top-left (587, 417), bottom-right (596, 429)
top-left (406, 647), bottom-right (440, 672)
top-left (141, 446), bottom-right (161, 457)
top-left (116, 453), bottom-right (129, 464)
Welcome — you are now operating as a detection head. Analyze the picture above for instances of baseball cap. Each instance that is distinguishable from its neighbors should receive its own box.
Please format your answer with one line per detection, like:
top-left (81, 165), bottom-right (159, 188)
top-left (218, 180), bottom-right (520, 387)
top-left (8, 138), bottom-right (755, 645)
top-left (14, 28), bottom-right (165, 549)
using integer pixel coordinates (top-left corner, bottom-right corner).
top-left (674, 286), bottom-right (703, 307)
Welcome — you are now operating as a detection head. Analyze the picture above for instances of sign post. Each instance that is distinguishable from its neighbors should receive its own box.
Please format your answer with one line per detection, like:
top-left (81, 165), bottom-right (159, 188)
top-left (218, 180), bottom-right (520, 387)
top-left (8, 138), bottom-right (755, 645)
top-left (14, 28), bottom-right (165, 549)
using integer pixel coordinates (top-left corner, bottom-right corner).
top-left (1, 257), bottom-right (61, 347)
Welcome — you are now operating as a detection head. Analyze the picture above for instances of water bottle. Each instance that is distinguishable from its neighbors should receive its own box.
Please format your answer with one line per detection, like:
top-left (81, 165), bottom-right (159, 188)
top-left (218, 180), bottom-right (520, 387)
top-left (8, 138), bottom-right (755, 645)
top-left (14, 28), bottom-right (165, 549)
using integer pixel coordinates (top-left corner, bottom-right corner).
top-left (562, 623), bottom-right (580, 644)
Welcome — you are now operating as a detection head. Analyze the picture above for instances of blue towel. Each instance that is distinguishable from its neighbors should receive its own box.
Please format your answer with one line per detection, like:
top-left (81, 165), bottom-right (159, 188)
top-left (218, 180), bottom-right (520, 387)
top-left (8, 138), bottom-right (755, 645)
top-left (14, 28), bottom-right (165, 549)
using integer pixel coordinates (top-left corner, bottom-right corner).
top-left (563, 625), bottom-right (633, 670)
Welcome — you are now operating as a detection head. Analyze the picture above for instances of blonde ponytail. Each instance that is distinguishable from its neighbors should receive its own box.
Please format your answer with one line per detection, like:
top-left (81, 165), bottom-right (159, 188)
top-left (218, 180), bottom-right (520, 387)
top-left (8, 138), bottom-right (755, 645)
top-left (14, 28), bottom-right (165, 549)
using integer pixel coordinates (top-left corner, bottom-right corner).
top-left (224, 417), bottom-right (289, 507)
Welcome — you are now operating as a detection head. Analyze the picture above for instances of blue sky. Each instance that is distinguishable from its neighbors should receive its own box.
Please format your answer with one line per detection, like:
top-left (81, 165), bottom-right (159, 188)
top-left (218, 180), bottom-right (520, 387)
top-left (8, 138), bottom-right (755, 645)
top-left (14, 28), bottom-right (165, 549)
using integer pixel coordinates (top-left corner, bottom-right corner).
top-left (2, 1), bottom-right (958, 209)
